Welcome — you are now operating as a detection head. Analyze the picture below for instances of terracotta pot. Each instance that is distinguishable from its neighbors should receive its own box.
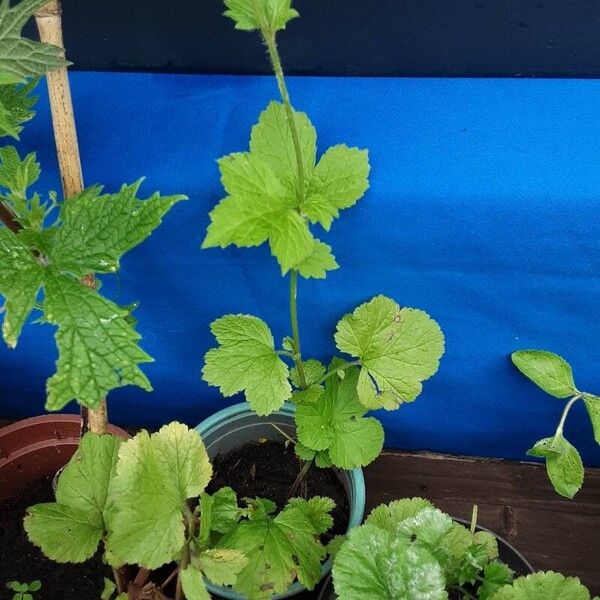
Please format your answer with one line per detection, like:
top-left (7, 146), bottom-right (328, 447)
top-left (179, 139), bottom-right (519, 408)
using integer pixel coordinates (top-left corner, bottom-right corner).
top-left (0, 414), bottom-right (129, 501)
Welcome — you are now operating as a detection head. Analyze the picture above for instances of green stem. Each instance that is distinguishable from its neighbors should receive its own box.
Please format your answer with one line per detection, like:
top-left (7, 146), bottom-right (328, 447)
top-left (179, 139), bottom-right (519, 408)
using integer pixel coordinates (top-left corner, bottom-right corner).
top-left (289, 269), bottom-right (308, 388)
top-left (175, 543), bottom-right (190, 600)
top-left (317, 361), bottom-right (360, 386)
top-left (556, 393), bottom-right (582, 437)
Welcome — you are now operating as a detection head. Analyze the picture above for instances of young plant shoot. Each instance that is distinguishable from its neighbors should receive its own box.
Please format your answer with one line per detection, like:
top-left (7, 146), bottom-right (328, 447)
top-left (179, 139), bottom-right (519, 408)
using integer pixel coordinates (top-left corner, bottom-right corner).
top-left (331, 497), bottom-right (513, 600)
top-left (202, 0), bottom-right (445, 471)
top-left (512, 350), bottom-right (600, 498)
top-left (24, 423), bottom-right (334, 599)
top-left (5, 580), bottom-right (41, 600)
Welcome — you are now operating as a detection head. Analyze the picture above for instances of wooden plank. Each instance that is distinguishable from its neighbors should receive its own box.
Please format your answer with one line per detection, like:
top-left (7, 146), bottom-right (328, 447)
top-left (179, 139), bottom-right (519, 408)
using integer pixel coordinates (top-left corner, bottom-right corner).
top-left (364, 450), bottom-right (600, 594)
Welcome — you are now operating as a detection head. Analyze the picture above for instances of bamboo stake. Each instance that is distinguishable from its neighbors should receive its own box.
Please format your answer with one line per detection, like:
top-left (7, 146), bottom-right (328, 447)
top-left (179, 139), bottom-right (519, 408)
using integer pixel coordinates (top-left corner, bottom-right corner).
top-left (35, 0), bottom-right (108, 435)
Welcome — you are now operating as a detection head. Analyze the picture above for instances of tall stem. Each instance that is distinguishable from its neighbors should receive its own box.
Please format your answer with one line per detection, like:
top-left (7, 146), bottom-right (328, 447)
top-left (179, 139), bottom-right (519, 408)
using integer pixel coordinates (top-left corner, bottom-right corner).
top-left (263, 29), bottom-right (310, 389)
top-left (556, 393), bottom-right (582, 437)
top-left (175, 544), bottom-right (190, 600)
top-left (35, 1), bottom-right (107, 435)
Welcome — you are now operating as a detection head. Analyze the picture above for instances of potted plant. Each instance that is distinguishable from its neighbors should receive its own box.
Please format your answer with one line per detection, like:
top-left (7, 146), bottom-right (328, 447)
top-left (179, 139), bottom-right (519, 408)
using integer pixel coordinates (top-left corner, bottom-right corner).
top-left (321, 497), bottom-right (599, 600)
top-left (198, 0), bottom-right (445, 597)
top-left (511, 349), bottom-right (599, 498)
top-left (22, 422), bottom-right (338, 599)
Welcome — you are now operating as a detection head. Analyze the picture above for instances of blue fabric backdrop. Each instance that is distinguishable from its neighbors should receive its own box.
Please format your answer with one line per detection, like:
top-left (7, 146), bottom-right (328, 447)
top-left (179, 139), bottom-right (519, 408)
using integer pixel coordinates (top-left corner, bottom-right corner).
top-left (1, 72), bottom-right (599, 466)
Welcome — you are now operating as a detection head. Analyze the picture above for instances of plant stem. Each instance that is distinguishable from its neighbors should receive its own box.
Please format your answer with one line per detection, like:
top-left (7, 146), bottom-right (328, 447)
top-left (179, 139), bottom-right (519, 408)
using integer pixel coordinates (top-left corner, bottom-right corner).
top-left (35, 1), bottom-right (107, 435)
top-left (289, 458), bottom-right (313, 498)
top-left (556, 393), bottom-right (582, 437)
top-left (0, 203), bottom-right (19, 232)
top-left (470, 504), bottom-right (478, 534)
top-left (111, 567), bottom-right (126, 594)
top-left (269, 422), bottom-right (297, 445)
top-left (317, 361), bottom-right (360, 386)
top-left (289, 269), bottom-right (308, 388)
top-left (175, 544), bottom-right (190, 600)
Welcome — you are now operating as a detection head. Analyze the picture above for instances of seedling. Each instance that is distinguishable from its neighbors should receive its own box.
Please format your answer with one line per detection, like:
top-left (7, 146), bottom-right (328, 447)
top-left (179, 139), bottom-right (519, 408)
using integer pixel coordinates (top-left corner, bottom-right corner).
top-left (5, 580), bottom-right (41, 600)
top-left (202, 0), bottom-right (445, 473)
top-left (512, 350), bottom-right (600, 498)
top-left (331, 497), bottom-right (514, 599)
top-left (25, 424), bottom-right (333, 599)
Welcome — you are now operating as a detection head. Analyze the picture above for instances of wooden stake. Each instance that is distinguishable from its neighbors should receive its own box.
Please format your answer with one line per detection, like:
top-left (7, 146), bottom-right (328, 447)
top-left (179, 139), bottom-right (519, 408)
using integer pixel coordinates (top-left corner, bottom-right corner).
top-left (35, 0), bottom-right (108, 435)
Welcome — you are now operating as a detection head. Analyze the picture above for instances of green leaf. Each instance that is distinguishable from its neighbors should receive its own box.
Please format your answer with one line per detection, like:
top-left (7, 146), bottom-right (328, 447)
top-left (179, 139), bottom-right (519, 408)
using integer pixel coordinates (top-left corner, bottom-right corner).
top-left (332, 523), bottom-right (447, 600)
top-left (335, 296), bottom-right (444, 409)
top-left (43, 273), bottom-right (153, 411)
top-left (268, 207), bottom-right (315, 274)
top-left (291, 384), bottom-right (323, 405)
top-left (180, 566), bottom-right (211, 600)
top-left (395, 507), bottom-right (454, 550)
top-left (511, 350), bottom-right (577, 399)
top-left (290, 358), bottom-right (326, 388)
top-left (0, 145), bottom-right (39, 193)
top-left (250, 101), bottom-right (316, 194)
top-left (28, 581), bottom-right (40, 592)
top-left (0, 0), bottom-right (70, 82)
top-left (196, 548), bottom-right (248, 587)
top-left (223, 0), bottom-right (299, 32)
top-left (490, 571), bottom-right (596, 600)
top-left (528, 434), bottom-right (584, 498)
top-left (365, 497), bottom-right (434, 532)
top-left (287, 496), bottom-right (335, 534)
top-left (0, 228), bottom-right (42, 347)
top-left (106, 423), bottom-right (212, 569)
top-left (583, 393), bottom-right (600, 444)
top-left (24, 433), bottom-right (121, 563)
top-left (294, 442), bottom-right (315, 461)
top-left (295, 361), bottom-right (384, 468)
top-left (296, 239), bottom-right (338, 279)
top-left (101, 578), bottom-right (116, 600)
top-left (0, 79), bottom-right (36, 139)
top-left (303, 145), bottom-right (370, 230)
top-left (203, 314), bottom-right (291, 415)
top-left (51, 181), bottom-right (186, 276)
top-left (219, 497), bottom-right (332, 598)
top-left (474, 530), bottom-right (500, 560)
top-left (479, 562), bottom-right (514, 600)
top-left (198, 486), bottom-right (243, 546)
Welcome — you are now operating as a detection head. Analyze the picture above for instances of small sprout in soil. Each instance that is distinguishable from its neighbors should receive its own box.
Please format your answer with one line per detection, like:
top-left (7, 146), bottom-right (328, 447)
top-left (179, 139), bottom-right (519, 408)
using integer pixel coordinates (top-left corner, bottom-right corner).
top-left (5, 580), bottom-right (41, 600)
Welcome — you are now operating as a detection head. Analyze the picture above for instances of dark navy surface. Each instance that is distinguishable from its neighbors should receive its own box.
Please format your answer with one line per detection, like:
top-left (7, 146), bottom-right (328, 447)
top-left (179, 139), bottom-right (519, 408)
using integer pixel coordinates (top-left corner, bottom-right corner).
top-left (1, 72), bottom-right (599, 465)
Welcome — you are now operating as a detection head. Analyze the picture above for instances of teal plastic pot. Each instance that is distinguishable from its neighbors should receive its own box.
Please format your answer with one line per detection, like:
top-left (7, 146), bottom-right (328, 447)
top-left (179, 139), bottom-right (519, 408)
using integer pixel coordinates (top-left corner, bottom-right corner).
top-left (195, 402), bottom-right (366, 600)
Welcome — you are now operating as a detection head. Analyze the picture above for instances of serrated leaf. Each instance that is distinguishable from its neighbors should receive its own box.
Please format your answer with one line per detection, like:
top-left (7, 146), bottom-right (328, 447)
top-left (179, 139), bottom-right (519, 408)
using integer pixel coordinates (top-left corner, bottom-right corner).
top-left (490, 571), bottom-right (596, 600)
top-left (51, 181), bottom-right (186, 276)
top-left (295, 361), bottom-right (384, 468)
top-left (24, 433), bottom-right (121, 563)
top-left (0, 228), bottom-right (42, 347)
top-left (528, 434), bottom-right (584, 498)
top-left (0, 0), bottom-right (70, 82)
top-left (365, 497), bottom-right (434, 532)
top-left (196, 548), bottom-right (248, 587)
top-left (0, 79), bottom-right (36, 139)
top-left (203, 314), bottom-right (291, 415)
top-left (583, 393), bottom-right (600, 444)
top-left (223, 0), bottom-right (299, 32)
top-left (180, 566), bottom-right (211, 600)
top-left (287, 496), bottom-right (335, 534)
top-left (290, 359), bottom-right (326, 388)
top-left (396, 507), bottom-right (454, 550)
top-left (335, 295), bottom-right (444, 409)
top-left (106, 423), bottom-right (212, 569)
top-left (474, 530), bottom-right (499, 560)
top-left (296, 239), bottom-right (338, 279)
top-left (219, 497), bottom-right (331, 598)
top-left (479, 562), bottom-right (514, 600)
top-left (268, 207), bottom-right (315, 273)
top-left (332, 523), bottom-right (447, 600)
top-left (291, 385), bottom-right (323, 405)
top-left (512, 350), bottom-right (577, 399)
top-left (250, 101), bottom-right (316, 194)
top-left (0, 145), bottom-right (39, 192)
top-left (303, 144), bottom-right (370, 229)
top-left (43, 273), bottom-right (153, 411)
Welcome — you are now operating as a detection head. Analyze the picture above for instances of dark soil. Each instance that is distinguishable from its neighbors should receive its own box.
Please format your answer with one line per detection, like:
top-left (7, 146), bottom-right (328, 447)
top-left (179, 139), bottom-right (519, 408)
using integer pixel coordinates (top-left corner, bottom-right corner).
top-left (0, 474), bottom-right (109, 600)
top-left (207, 440), bottom-right (350, 542)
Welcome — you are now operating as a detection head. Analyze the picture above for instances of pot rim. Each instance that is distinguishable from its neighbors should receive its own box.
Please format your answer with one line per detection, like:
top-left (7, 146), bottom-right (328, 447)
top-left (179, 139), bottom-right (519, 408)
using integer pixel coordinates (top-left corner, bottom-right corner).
top-left (195, 401), bottom-right (366, 600)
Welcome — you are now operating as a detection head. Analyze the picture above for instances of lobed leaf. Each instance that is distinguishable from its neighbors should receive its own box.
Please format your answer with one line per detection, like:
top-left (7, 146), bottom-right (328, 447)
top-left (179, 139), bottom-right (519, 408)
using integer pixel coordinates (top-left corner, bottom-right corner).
top-left (0, 78), bottom-right (36, 139)
top-left (490, 571), bottom-right (598, 600)
top-left (223, 0), bottom-right (299, 33)
top-left (335, 295), bottom-right (444, 409)
top-left (106, 423), bottom-right (212, 569)
top-left (203, 314), bottom-right (291, 415)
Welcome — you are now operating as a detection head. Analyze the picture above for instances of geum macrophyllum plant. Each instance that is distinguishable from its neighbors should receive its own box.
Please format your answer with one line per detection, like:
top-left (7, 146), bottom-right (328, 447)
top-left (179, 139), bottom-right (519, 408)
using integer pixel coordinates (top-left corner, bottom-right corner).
top-left (330, 497), bottom-right (600, 600)
top-left (512, 350), bottom-right (600, 499)
top-left (202, 0), bottom-right (445, 472)
top-left (24, 423), bottom-right (335, 600)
